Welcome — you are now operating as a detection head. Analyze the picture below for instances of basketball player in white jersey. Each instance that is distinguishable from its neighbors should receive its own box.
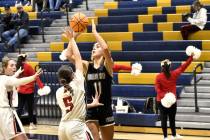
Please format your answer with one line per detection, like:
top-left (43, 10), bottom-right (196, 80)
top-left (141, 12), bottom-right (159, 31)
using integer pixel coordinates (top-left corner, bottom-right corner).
top-left (0, 56), bottom-right (42, 140)
top-left (56, 28), bottom-right (97, 140)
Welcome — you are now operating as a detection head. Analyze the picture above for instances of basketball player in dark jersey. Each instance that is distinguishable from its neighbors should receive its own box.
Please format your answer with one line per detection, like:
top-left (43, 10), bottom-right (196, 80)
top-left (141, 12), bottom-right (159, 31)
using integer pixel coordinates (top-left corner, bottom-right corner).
top-left (63, 20), bottom-right (114, 140)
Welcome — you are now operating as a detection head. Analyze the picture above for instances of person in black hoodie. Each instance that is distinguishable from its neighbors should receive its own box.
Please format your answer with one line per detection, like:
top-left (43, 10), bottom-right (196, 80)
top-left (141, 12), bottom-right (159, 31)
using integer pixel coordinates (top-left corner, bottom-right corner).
top-left (0, 5), bottom-right (15, 42)
top-left (2, 3), bottom-right (29, 48)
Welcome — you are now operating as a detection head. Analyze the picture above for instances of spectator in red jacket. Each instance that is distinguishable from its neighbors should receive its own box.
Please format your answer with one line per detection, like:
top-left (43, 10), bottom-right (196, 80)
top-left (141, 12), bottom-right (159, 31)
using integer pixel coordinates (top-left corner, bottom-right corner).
top-left (16, 54), bottom-right (44, 130)
top-left (155, 46), bottom-right (201, 140)
top-left (155, 48), bottom-right (198, 140)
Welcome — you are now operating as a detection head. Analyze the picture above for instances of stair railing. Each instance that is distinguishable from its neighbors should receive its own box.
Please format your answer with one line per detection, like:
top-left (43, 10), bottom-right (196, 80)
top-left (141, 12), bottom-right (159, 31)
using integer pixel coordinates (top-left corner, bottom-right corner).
top-left (16, 26), bottom-right (21, 54)
top-left (193, 63), bottom-right (203, 112)
top-left (40, 10), bottom-right (45, 43)
top-left (65, 1), bottom-right (70, 26)
top-left (85, 0), bottom-right (89, 10)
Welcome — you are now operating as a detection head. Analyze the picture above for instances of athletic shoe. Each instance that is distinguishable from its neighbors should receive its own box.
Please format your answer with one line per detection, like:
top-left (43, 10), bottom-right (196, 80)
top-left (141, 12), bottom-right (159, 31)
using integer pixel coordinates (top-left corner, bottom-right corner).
top-left (29, 123), bottom-right (37, 130)
top-left (171, 134), bottom-right (183, 140)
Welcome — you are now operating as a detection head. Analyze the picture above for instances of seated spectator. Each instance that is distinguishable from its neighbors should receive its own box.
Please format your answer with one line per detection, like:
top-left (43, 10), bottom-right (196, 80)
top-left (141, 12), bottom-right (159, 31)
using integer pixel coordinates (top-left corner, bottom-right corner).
top-left (0, 5), bottom-right (15, 42)
top-left (49, 0), bottom-right (62, 11)
top-left (16, 0), bottom-right (31, 6)
top-left (2, 4), bottom-right (29, 49)
top-left (1, 5), bottom-right (15, 32)
top-left (180, 1), bottom-right (207, 40)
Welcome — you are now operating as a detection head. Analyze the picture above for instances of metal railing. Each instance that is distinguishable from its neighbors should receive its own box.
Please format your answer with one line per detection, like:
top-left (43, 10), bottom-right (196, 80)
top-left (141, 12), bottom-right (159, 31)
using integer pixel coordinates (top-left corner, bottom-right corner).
top-left (193, 63), bottom-right (203, 112)
top-left (40, 10), bottom-right (45, 43)
top-left (65, 0), bottom-right (89, 26)
top-left (16, 26), bottom-right (21, 54)
top-left (65, 2), bottom-right (70, 26)
top-left (35, 64), bottom-right (61, 119)
top-left (85, 0), bottom-right (89, 10)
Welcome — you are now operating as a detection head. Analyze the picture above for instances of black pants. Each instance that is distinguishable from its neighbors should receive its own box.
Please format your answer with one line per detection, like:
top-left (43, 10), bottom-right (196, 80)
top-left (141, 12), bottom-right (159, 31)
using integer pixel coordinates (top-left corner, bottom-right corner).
top-left (17, 93), bottom-right (35, 123)
top-left (180, 24), bottom-right (200, 40)
top-left (157, 102), bottom-right (177, 138)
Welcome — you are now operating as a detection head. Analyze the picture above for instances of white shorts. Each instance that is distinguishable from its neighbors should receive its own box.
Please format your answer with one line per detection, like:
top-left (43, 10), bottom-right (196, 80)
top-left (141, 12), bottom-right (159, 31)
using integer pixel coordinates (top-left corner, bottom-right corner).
top-left (0, 108), bottom-right (24, 140)
top-left (58, 120), bottom-right (93, 140)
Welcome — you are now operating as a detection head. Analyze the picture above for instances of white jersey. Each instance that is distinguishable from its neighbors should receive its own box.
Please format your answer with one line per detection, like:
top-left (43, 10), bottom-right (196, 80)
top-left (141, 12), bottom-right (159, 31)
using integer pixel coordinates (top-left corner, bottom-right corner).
top-left (0, 75), bottom-right (19, 107)
top-left (56, 70), bottom-right (86, 121)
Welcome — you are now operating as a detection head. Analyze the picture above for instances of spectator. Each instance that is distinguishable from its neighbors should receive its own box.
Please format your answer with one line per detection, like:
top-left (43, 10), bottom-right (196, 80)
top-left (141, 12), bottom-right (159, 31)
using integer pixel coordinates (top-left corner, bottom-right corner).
top-left (181, 1), bottom-right (207, 40)
top-left (16, 54), bottom-right (50, 130)
top-left (154, 44), bottom-right (202, 140)
top-left (16, 0), bottom-right (31, 6)
top-left (2, 3), bottom-right (29, 49)
top-left (49, 0), bottom-right (62, 11)
top-left (32, 0), bottom-right (48, 12)
top-left (2, 5), bottom-right (15, 32)
top-left (0, 5), bottom-right (15, 43)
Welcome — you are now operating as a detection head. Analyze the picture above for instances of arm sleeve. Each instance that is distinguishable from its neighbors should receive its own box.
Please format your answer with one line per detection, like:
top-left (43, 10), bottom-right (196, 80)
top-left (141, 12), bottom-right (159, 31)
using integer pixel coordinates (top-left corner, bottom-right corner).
top-left (71, 70), bottom-right (85, 91)
top-left (5, 76), bottom-right (35, 87)
top-left (155, 76), bottom-right (162, 95)
top-left (173, 56), bottom-right (193, 77)
top-left (113, 64), bottom-right (132, 72)
top-left (187, 8), bottom-right (207, 25)
top-left (24, 63), bottom-right (44, 88)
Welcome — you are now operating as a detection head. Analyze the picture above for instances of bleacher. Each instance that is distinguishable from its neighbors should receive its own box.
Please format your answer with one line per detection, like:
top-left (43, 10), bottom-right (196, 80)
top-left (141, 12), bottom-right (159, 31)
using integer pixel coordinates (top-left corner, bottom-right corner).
top-left (29, 0), bottom-right (210, 129)
top-left (1, 0), bottom-right (210, 130)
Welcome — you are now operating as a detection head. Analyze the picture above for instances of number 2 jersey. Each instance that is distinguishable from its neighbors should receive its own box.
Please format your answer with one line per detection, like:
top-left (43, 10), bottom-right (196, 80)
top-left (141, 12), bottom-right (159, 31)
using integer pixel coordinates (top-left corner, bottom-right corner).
top-left (56, 70), bottom-right (86, 121)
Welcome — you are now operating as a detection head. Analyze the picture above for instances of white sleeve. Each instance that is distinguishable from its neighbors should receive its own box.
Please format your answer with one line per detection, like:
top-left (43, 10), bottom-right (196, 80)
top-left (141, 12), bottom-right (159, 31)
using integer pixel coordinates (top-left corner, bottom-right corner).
top-left (187, 8), bottom-right (207, 25)
top-left (56, 89), bottom-right (63, 107)
top-left (71, 70), bottom-right (85, 91)
top-left (5, 75), bottom-right (35, 87)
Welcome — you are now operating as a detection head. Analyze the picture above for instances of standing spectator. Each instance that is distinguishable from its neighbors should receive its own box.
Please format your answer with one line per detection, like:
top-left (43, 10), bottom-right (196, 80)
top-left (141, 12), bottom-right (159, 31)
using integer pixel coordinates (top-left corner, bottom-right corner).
top-left (181, 1), bottom-right (207, 40)
top-left (31, 0), bottom-right (49, 12)
top-left (2, 3), bottom-right (29, 49)
top-left (49, 0), bottom-right (62, 11)
top-left (16, 54), bottom-right (50, 130)
top-left (155, 45), bottom-right (201, 140)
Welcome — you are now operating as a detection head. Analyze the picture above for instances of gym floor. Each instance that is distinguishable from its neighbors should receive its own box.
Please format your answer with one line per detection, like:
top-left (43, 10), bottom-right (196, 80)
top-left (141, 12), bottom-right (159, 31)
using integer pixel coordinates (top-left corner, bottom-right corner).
top-left (25, 125), bottom-right (210, 140)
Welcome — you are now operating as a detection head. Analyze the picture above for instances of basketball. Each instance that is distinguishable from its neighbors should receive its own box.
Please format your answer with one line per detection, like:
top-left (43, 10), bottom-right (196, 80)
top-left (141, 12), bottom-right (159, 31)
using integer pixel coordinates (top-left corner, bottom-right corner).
top-left (70, 12), bottom-right (89, 32)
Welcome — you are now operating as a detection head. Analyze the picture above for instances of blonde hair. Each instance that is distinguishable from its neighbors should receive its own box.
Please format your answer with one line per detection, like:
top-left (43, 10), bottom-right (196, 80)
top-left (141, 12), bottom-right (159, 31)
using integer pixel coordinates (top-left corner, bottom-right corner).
top-left (1, 56), bottom-right (13, 74)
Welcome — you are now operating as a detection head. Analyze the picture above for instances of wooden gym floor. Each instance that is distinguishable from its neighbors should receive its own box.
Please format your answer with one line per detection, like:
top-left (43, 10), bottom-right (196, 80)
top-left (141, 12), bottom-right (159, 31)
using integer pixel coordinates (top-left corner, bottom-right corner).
top-left (25, 125), bottom-right (210, 140)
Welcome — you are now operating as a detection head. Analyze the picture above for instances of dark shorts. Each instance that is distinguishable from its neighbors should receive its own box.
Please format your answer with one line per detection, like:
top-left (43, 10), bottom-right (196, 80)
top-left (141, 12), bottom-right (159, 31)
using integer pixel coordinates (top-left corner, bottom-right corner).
top-left (86, 105), bottom-right (115, 127)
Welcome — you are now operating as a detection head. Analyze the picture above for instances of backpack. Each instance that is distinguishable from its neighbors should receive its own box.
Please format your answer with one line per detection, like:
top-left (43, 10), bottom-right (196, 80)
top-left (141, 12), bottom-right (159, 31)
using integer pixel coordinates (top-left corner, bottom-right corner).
top-left (143, 97), bottom-right (158, 114)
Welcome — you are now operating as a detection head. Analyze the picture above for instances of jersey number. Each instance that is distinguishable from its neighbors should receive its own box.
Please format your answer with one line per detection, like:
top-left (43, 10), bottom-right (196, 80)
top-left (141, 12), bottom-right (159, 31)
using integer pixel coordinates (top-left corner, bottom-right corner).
top-left (63, 96), bottom-right (74, 113)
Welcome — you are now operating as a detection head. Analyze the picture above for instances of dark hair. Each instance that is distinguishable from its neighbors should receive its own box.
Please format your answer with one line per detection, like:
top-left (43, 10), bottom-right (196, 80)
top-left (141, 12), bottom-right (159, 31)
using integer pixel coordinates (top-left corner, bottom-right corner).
top-left (4, 5), bottom-right (10, 10)
top-left (58, 65), bottom-right (74, 94)
top-left (16, 55), bottom-right (27, 77)
top-left (161, 62), bottom-right (171, 79)
top-left (193, 1), bottom-right (203, 8)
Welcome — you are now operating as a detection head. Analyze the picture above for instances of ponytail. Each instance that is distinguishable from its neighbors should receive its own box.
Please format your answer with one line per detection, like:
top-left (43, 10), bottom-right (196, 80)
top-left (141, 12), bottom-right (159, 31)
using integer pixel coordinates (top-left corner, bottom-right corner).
top-left (60, 78), bottom-right (73, 95)
top-left (162, 62), bottom-right (171, 79)
top-left (16, 54), bottom-right (27, 70)
top-left (58, 65), bottom-right (74, 95)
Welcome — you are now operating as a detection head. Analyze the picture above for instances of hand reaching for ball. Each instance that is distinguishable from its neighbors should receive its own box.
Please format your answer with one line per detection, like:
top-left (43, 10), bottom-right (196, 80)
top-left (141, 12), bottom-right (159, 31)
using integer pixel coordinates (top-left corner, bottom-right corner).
top-left (63, 27), bottom-right (81, 40)
top-left (91, 19), bottom-right (97, 33)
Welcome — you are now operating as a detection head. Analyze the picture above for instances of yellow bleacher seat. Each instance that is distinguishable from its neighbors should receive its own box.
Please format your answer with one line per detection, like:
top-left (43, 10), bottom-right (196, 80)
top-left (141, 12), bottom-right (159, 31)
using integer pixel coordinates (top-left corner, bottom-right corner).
top-left (0, 6), bottom-right (32, 13)
top-left (37, 52), bottom-right (52, 61)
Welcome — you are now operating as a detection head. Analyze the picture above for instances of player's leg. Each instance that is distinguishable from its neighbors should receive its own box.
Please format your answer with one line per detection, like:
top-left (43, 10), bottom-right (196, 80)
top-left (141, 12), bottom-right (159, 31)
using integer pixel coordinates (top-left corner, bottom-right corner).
top-left (70, 121), bottom-right (93, 140)
top-left (86, 108), bottom-right (100, 140)
top-left (100, 125), bottom-right (114, 140)
top-left (99, 107), bottom-right (115, 140)
top-left (0, 108), bottom-right (25, 140)
top-left (86, 121), bottom-right (100, 140)
top-left (58, 122), bottom-right (69, 140)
